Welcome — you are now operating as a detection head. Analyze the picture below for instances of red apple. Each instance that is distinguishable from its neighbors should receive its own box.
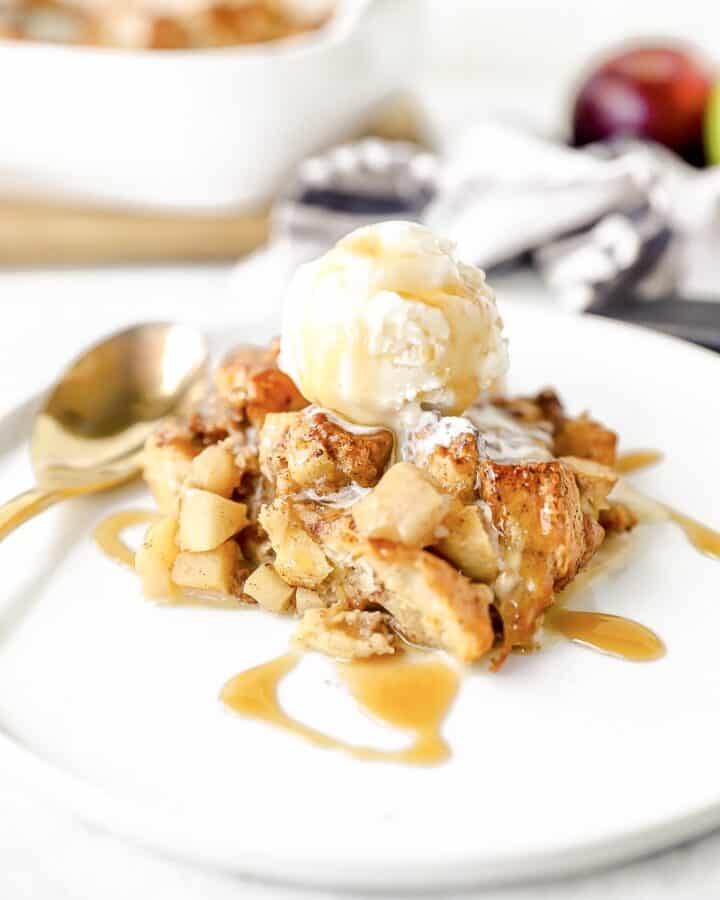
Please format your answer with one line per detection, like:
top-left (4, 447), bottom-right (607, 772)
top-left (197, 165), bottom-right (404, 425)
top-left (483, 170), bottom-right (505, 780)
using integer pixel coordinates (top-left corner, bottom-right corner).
top-left (572, 45), bottom-right (713, 166)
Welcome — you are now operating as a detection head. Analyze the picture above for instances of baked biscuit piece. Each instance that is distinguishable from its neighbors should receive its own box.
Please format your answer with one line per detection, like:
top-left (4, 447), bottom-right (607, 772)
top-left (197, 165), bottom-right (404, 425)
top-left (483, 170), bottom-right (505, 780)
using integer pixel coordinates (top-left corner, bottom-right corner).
top-left (260, 408), bottom-right (393, 497)
top-left (293, 609), bottom-right (397, 659)
top-left (295, 502), bottom-right (495, 663)
top-left (409, 422), bottom-right (480, 503)
top-left (477, 459), bottom-right (612, 659)
top-left (367, 542), bottom-right (495, 663)
top-left (214, 341), bottom-right (307, 426)
top-left (496, 391), bottom-right (618, 467)
top-left (554, 415), bottom-right (617, 467)
top-left (292, 481), bottom-right (391, 603)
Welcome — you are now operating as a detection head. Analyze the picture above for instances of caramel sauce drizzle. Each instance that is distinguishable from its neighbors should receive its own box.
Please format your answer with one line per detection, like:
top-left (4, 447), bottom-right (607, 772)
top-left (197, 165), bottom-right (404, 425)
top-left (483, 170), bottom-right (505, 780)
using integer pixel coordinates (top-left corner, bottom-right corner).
top-left (93, 509), bottom-right (159, 567)
top-left (612, 452), bottom-right (720, 561)
top-left (549, 533), bottom-right (665, 662)
top-left (615, 449), bottom-right (664, 475)
top-left (94, 441), bottom-right (718, 765)
top-left (94, 509), bottom-right (241, 609)
top-left (665, 508), bottom-right (720, 560)
top-left (220, 653), bottom-right (458, 766)
top-left (547, 609), bottom-right (665, 661)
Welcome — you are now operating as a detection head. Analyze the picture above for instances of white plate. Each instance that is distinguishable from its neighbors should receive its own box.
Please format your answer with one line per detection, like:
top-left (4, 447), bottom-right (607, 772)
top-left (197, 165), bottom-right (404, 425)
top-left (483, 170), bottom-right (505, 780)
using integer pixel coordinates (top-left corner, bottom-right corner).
top-left (0, 305), bottom-right (719, 892)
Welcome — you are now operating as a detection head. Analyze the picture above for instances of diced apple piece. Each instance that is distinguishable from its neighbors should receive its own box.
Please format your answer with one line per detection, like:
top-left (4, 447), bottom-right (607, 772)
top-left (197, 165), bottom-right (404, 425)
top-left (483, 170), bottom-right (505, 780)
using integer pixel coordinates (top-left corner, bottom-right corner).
top-left (259, 501), bottom-right (332, 589)
top-left (187, 443), bottom-right (240, 498)
top-left (295, 587), bottom-right (325, 613)
top-left (143, 431), bottom-right (198, 515)
top-left (178, 488), bottom-right (248, 552)
top-left (171, 540), bottom-right (241, 594)
top-left (135, 516), bottom-right (180, 600)
top-left (244, 563), bottom-right (295, 613)
top-left (352, 462), bottom-right (453, 548)
top-left (435, 505), bottom-right (499, 582)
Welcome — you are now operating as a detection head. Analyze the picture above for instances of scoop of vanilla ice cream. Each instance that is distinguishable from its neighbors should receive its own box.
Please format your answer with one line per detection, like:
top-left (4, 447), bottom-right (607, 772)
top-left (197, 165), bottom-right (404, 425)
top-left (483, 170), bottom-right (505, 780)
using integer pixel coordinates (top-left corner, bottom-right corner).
top-left (280, 221), bottom-right (508, 429)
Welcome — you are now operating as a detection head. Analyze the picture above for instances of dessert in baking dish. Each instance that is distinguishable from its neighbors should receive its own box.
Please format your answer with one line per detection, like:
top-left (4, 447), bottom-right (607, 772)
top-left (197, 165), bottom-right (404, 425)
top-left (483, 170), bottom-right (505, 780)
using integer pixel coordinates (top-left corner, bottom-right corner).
top-left (135, 222), bottom-right (636, 668)
top-left (0, 0), bottom-right (330, 49)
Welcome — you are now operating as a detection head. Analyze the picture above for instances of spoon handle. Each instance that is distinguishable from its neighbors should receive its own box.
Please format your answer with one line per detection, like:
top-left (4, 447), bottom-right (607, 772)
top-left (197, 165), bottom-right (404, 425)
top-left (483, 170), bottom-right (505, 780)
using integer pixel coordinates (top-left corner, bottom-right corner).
top-left (0, 488), bottom-right (66, 543)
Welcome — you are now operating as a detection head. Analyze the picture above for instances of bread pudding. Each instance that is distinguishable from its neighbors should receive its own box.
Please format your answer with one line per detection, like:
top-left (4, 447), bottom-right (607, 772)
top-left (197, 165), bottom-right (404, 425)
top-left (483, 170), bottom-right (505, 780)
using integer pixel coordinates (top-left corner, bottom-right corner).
top-left (0, 0), bottom-right (329, 49)
top-left (135, 223), bottom-right (637, 669)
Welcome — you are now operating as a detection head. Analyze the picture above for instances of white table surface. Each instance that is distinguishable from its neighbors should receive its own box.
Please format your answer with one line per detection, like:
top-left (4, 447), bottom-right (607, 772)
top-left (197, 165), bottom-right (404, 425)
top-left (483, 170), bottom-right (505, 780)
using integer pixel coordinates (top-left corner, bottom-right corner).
top-left (2, 261), bottom-right (720, 900)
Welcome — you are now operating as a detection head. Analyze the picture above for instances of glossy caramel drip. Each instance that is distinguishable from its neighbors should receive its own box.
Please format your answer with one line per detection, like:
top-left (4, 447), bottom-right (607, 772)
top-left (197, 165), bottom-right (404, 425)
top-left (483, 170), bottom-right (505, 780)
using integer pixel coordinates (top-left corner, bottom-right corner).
top-left (94, 509), bottom-right (159, 567)
top-left (548, 609), bottom-right (665, 661)
top-left (666, 508), bottom-right (720, 560)
top-left (95, 509), bottom-right (243, 609)
top-left (615, 449), bottom-right (663, 474)
top-left (338, 657), bottom-right (458, 763)
top-left (220, 653), bottom-right (458, 765)
top-left (612, 481), bottom-right (720, 562)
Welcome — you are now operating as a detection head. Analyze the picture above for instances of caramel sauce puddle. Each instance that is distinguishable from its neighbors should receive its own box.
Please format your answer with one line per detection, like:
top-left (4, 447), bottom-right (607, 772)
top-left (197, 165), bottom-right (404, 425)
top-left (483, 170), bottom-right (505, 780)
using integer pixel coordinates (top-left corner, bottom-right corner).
top-left (95, 444), bottom-right (719, 763)
top-left (547, 533), bottom-right (665, 661)
top-left (220, 653), bottom-right (458, 766)
top-left (612, 450), bottom-right (720, 561)
top-left (94, 511), bottom-right (458, 764)
top-left (93, 508), bottom-right (241, 609)
top-left (93, 509), bottom-right (159, 567)
top-left (547, 609), bottom-right (665, 661)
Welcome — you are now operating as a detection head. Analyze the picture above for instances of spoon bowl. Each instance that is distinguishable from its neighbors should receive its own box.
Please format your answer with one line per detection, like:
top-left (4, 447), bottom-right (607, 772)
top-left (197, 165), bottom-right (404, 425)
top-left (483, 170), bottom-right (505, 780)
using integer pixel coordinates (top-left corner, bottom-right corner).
top-left (0, 322), bottom-right (207, 538)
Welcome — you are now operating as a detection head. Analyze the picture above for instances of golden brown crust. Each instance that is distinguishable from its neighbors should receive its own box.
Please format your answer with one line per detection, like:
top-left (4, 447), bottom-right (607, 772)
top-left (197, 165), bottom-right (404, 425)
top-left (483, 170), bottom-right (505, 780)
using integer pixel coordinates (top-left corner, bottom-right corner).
top-left (497, 391), bottom-right (617, 467)
top-left (554, 415), bottom-right (617, 467)
top-left (260, 408), bottom-right (393, 497)
top-left (477, 459), bottom-right (609, 657)
top-left (214, 342), bottom-right (307, 427)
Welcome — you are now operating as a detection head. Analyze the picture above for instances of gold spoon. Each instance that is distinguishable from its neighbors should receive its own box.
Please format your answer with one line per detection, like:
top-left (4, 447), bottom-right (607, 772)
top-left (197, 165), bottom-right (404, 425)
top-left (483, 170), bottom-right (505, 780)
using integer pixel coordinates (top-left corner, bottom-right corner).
top-left (0, 322), bottom-right (207, 542)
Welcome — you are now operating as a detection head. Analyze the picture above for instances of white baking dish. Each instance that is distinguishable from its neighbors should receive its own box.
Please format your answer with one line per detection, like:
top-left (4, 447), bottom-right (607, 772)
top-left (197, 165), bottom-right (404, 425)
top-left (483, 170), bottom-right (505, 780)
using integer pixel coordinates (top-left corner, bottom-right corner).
top-left (0, 0), bottom-right (418, 211)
